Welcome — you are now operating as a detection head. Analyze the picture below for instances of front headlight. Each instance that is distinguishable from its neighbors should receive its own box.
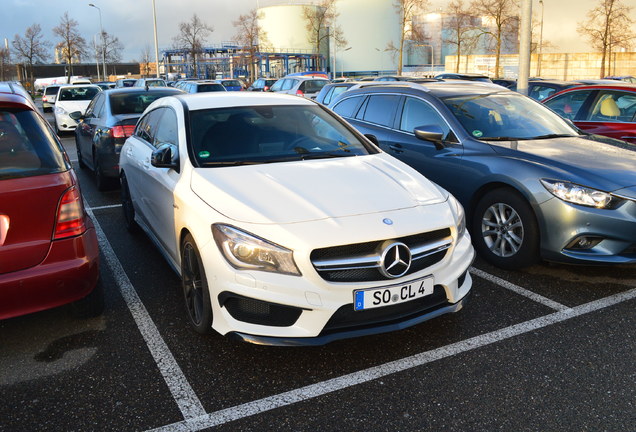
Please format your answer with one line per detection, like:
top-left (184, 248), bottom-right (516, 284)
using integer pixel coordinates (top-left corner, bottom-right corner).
top-left (449, 194), bottom-right (466, 238)
top-left (212, 224), bottom-right (301, 276)
top-left (55, 106), bottom-right (67, 115)
top-left (541, 179), bottom-right (619, 208)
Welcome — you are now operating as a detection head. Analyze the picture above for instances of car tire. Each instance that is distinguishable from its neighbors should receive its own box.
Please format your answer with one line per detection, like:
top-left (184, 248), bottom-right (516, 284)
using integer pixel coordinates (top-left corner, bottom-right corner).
top-left (71, 277), bottom-right (105, 318)
top-left (181, 233), bottom-right (213, 334)
top-left (120, 172), bottom-right (138, 233)
top-left (471, 188), bottom-right (540, 270)
top-left (54, 119), bottom-right (61, 136)
top-left (75, 137), bottom-right (86, 169)
top-left (93, 152), bottom-right (114, 191)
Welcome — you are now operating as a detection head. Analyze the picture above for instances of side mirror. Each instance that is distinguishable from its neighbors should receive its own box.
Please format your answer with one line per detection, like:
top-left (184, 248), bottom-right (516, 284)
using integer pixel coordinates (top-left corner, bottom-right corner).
top-left (364, 134), bottom-right (379, 146)
top-left (69, 111), bottom-right (83, 121)
top-left (414, 125), bottom-right (445, 150)
top-left (151, 144), bottom-right (179, 170)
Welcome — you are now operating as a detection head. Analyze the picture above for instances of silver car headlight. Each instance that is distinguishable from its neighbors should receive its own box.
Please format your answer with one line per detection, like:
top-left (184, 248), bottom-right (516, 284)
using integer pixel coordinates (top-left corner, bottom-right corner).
top-left (55, 106), bottom-right (67, 115)
top-left (448, 194), bottom-right (466, 238)
top-left (212, 224), bottom-right (301, 276)
top-left (541, 179), bottom-right (620, 209)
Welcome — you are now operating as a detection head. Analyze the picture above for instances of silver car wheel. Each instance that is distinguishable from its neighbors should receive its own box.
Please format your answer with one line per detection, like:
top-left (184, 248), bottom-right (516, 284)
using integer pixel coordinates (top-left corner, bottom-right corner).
top-left (481, 203), bottom-right (524, 258)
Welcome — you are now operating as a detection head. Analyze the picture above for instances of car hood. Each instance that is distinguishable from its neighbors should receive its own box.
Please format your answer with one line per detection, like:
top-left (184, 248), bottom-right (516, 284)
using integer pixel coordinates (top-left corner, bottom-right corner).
top-left (57, 100), bottom-right (91, 114)
top-left (487, 135), bottom-right (636, 190)
top-left (190, 153), bottom-right (447, 224)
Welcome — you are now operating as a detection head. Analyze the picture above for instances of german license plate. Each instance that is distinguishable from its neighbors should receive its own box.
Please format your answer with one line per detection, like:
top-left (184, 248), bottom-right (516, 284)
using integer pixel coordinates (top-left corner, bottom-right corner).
top-left (353, 276), bottom-right (434, 311)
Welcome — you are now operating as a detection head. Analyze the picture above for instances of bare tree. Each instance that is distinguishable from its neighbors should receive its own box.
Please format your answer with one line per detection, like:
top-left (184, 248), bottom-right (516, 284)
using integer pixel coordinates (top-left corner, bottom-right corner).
top-left (53, 12), bottom-right (87, 82)
top-left (139, 44), bottom-right (152, 78)
top-left (12, 24), bottom-right (50, 90)
top-left (233, 9), bottom-right (270, 83)
top-left (577, 0), bottom-right (635, 78)
top-left (443, 0), bottom-right (481, 73)
top-left (0, 46), bottom-right (11, 81)
top-left (173, 14), bottom-right (213, 77)
top-left (386, 0), bottom-right (429, 75)
top-left (99, 31), bottom-right (123, 71)
top-left (470, 0), bottom-right (519, 78)
top-left (303, 0), bottom-right (347, 72)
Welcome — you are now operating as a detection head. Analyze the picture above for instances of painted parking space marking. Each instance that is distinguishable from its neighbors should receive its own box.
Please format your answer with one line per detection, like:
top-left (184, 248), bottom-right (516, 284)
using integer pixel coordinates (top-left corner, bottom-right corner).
top-left (146, 286), bottom-right (636, 432)
top-left (85, 205), bottom-right (206, 420)
top-left (470, 267), bottom-right (569, 311)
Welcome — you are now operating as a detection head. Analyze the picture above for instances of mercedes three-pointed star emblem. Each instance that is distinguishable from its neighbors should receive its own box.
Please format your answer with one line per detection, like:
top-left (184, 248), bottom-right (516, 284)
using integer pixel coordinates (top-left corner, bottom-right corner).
top-left (379, 242), bottom-right (412, 278)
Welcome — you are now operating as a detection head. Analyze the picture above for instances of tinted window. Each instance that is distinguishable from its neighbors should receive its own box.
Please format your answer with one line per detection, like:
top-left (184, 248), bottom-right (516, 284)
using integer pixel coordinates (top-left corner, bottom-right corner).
top-left (45, 86), bottom-right (59, 96)
top-left (221, 80), bottom-right (241, 87)
top-left (543, 90), bottom-right (594, 120)
top-left (87, 93), bottom-right (105, 118)
top-left (332, 96), bottom-right (363, 118)
top-left (325, 86), bottom-right (351, 105)
top-left (303, 80), bottom-right (328, 93)
top-left (110, 91), bottom-right (178, 115)
top-left (197, 84), bottom-right (225, 92)
top-left (529, 85), bottom-right (557, 101)
top-left (399, 97), bottom-right (451, 139)
top-left (0, 109), bottom-right (67, 180)
top-left (281, 79), bottom-right (295, 91)
top-left (153, 109), bottom-right (178, 148)
top-left (135, 108), bottom-right (164, 143)
top-left (360, 95), bottom-right (400, 127)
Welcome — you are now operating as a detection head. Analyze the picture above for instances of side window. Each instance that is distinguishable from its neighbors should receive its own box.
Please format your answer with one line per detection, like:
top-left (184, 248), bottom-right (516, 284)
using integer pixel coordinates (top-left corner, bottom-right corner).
top-left (92, 94), bottom-right (105, 118)
top-left (135, 108), bottom-right (164, 144)
top-left (399, 97), bottom-right (452, 140)
top-left (153, 108), bottom-right (178, 149)
top-left (529, 85), bottom-right (556, 101)
top-left (84, 95), bottom-right (99, 117)
top-left (270, 80), bottom-right (284, 92)
top-left (322, 87), bottom-right (335, 105)
top-left (543, 90), bottom-right (594, 120)
top-left (587, 90), bottom-right (636, 122)
top-left (359, 94), bottom-right (401, 127)
top-left (281, 79), bottom-right (295, 91)
top-left (332, 96), bottom-right (363, 118)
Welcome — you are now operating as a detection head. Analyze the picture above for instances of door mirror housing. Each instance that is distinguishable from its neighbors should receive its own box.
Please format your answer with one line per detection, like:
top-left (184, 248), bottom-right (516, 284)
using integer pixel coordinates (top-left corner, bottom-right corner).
top-left (69, 111), bottom-right (83, 121)
top-left (414, 125), bottom-right (446, 150)
top-left (151, 144), bottom-right (179, 170)
top-left (364, 134), bottom-right (379, 146)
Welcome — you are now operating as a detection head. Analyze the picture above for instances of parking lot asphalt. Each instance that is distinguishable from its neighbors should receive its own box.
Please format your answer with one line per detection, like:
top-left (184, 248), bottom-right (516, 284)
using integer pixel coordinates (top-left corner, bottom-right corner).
top-left (1, 115), bottom-right (635, 431)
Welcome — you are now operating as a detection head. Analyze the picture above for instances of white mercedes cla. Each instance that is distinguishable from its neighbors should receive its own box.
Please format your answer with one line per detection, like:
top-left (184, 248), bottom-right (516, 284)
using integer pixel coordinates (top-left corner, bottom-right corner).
top-left (119, 92), bottom-right (474, 345)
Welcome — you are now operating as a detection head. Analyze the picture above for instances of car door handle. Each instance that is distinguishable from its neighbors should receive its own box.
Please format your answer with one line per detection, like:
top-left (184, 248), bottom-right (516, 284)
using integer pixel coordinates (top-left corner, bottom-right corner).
top-left (388, 143), bottom-right (404, 153)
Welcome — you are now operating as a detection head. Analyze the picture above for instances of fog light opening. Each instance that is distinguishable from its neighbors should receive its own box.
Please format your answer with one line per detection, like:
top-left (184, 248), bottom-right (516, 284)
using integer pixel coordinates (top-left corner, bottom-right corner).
top-left (565, 236), bottom-right (603, 250)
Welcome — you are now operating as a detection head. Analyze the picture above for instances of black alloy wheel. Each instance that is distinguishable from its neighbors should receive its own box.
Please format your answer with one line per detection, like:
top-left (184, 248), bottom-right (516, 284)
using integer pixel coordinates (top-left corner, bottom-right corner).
top-left (472, 188), bottom-right (540, 270)
top-left (181, 234), bottom-right (213, 334)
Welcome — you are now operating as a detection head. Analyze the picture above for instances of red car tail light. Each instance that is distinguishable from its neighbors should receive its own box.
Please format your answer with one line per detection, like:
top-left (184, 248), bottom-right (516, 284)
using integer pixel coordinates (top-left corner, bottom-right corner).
top-left (264, 86), bottom-right (270, 91)
top-left (111, 125), bottom-right (135, 139)
top-left (54, 186), bottom-right (86, 239)
top-left (296, 89), bottom-right (304, 96)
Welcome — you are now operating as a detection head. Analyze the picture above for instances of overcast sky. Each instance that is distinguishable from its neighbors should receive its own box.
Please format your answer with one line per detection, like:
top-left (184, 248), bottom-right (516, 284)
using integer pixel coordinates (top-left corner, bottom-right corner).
top-left (2, 0), bottom-right (633, 63)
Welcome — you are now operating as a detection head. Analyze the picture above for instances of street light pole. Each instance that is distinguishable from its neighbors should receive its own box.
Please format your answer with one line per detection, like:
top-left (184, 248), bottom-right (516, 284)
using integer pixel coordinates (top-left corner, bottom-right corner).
top-left (94, 34), bottom-right (100, 81)
top-left (89, 4), bottom-right (107, 80)
top-left (152, 0), bottom-right (160, 78)
top-left (538, 0), bottom-right (544, 77)
top-left (340, 47), bottom-right (351, 78)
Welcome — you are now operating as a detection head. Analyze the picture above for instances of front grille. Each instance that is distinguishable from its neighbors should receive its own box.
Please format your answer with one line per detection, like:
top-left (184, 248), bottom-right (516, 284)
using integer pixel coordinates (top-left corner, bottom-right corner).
top-left (311, 228), bottom-right (452, 282)
top-left (218, 292), bottom-right (303, 327)
top-left (321, 285), bottom-right (448, 333)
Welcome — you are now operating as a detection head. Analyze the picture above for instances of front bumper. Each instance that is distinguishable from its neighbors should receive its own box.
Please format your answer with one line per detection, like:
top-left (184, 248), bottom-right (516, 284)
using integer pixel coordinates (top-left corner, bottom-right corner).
top-left (537, 195), bottom-right (636, 264)
top-left (54, 113), bottom-right (78, 131)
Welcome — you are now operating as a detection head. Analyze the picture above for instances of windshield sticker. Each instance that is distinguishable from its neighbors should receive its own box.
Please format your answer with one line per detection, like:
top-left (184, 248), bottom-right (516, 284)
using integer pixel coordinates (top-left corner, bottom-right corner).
top-left (472, 130), bottom-right (483, 138)
top-left (198, 151), bottom-right (211, 159)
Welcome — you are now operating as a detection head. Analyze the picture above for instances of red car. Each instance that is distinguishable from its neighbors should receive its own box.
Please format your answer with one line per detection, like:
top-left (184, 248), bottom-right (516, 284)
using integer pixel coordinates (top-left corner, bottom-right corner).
top-left (0, 82), bottom-right (102, 319)
top-left (542, 84), bottom-right (636, 144)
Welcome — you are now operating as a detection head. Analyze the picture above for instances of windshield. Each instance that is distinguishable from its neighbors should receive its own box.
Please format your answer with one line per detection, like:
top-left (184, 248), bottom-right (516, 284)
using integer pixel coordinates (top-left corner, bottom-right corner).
top-left (59, 86), bottom-right (100, 101)
top-left (189, 105), bottom-right (376, 166)
top-left (442, 92), bottom-right (579, 140)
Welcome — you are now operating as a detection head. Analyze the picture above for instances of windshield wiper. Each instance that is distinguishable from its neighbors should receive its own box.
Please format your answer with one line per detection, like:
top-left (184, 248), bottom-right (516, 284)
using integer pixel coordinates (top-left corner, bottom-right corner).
top-left (300, 152), bottom-right (355, 160)
top-left (479, 136), bottom-right (531, 141)
top-left (530, 133), bottom-right (579, 139)
top-left (200, 160), bottom-right (263, 166)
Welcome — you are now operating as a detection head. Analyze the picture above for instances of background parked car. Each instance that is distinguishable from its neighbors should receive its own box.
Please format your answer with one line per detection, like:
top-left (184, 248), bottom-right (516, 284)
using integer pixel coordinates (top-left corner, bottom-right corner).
top-left (604, 75), bottom-right (636, 84)
top-left (134, 78), bottom-right (167, 88)
top-left (74, 87), bottom-right (183, 190)
top-left (330, 82), bottom-right (636, 269)
top-left (115, 78), bottom-right (137, 88)
top-left (119, 92), bottom-right (473, 344)
top-left (269, 76), bottom-right (329, 99)
top-left (247, 78), bottom-right (277, 92)
top-left (542, 84), bottom-right (636, 144)
top-left (0, 82), bottom-right (102, 320)
top-left (435, 73), bottom-right (493, 83)
top-left (53, 84), bottom-right (102, 134)
top-left (315, 81), bottom-right (361, 106)
top-left (176, 80), bottom-right (226, 93)
top-left (509, 79), bottom-right (583, 101)
top-left (217, 78), bottom-right (244, 91)
top-left (41, 84), bottom-right (61, 112)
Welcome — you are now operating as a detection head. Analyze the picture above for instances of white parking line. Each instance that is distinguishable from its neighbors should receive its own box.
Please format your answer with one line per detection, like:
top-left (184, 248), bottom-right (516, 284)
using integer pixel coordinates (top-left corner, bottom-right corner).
top-left (147, 286), bottom-right (636, 432)
top-left (470, 267), bottom-right (569, 311)
top-left (85, 205), bottom-right (206, 420)
top-left (87, 204), bottom-right (122, 211)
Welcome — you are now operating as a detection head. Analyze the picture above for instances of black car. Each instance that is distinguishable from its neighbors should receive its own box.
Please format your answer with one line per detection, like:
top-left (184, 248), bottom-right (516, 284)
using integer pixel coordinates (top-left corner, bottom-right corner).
top-left (435, 73), bottom-right (493, 83)
top-left (509, 79), bottom-right (583, 101)
top-left (73, 87), bottom-right (183, 190)
top-left (247, 78), bottom-right (277, 92)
